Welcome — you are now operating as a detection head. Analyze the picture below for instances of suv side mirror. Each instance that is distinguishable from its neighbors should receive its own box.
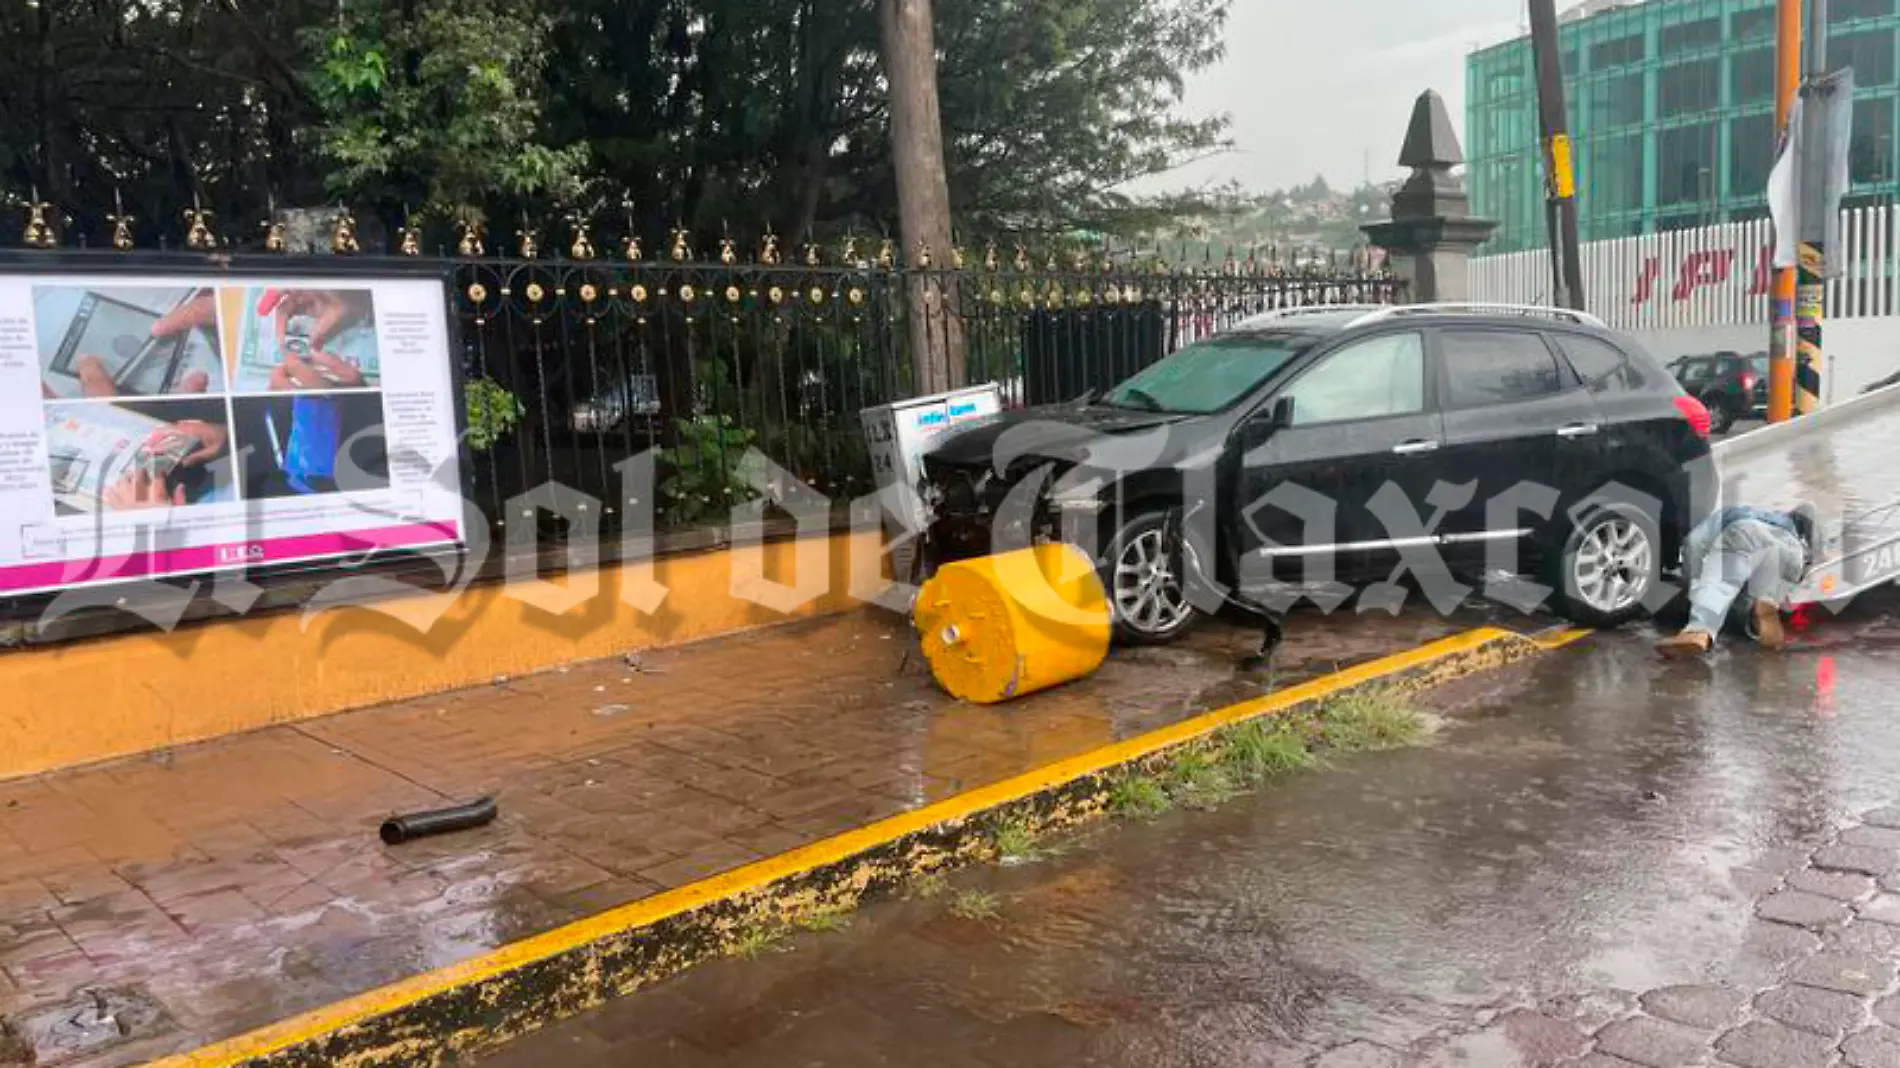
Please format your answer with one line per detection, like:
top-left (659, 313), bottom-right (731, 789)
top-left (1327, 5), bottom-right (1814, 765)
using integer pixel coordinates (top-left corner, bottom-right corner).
top-left (1245, 396), bottom-right (1296, 447)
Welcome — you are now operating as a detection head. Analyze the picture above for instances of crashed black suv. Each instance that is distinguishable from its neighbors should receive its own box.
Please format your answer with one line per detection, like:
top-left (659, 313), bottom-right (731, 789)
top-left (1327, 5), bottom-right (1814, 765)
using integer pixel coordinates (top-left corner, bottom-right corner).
top-left (920, 303), bottom-right (1714, 644)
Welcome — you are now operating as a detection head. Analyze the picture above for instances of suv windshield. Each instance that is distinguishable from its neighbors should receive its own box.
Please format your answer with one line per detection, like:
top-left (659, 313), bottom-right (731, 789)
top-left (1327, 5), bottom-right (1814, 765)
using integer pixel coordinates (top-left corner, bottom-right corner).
top-left (1100, 335), bottom-right (1308, 414)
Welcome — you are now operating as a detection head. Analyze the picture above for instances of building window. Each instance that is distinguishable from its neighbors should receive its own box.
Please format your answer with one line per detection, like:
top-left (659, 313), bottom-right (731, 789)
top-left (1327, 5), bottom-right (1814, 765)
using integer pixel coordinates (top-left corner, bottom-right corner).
top-left (1830, 0), bottom-right (1896, 24)
top-left (1587, 72), bottom-right (1645, 127)
top-left (1488, 68), bottom-right (1527, 99)
top-left (1589, 34), bottom-right (1646, 69)
top-left (1734, 8), bottom-right (1777, 39)
top-left (1660, 58), bottom-right (1721, 118)
top-left (1832, 30), bottom-right (1897, 86)
top-left (1661, 18), bottom-right (1722, 52)
top-left (1729, 112), bottom-right (1777, 200)
top-left (1732, 48), bottom-right (1777, 106)
top-left (1852, 97), bottom-right (1896, 184)
top-left (1587, 133), bottom-right (1645, 217)
top-left (1659, 123), bottom-right (1719, 209)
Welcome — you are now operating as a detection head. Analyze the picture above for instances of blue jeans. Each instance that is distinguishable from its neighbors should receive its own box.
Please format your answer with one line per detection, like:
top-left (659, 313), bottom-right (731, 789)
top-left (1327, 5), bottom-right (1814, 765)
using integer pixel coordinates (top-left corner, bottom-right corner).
top-left (1683, 511), bottom-right (1806, 638)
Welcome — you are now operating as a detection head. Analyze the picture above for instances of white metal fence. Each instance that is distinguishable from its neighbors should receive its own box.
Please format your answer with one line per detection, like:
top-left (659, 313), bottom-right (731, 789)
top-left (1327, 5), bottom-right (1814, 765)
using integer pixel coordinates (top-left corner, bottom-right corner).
top-left (1468, 205), bottom-right (1899, 332)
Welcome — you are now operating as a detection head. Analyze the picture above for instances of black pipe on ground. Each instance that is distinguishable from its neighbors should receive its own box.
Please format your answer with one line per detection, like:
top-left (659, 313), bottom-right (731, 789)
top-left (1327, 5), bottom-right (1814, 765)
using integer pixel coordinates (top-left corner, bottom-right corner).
top-left (380, 797), bottom-right (498, 845)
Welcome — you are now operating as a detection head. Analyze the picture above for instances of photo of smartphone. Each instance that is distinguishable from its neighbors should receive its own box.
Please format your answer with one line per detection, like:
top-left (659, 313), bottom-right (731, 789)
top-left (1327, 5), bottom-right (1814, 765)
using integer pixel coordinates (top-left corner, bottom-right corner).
top-left (48, 291), bottom-right (186, 394)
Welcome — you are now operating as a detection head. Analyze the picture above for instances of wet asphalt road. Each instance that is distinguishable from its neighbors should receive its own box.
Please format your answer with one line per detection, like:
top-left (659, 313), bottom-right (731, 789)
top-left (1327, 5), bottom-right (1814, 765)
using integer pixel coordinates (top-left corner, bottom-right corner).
top-left (473, 596), bottom-right (1900, 1068)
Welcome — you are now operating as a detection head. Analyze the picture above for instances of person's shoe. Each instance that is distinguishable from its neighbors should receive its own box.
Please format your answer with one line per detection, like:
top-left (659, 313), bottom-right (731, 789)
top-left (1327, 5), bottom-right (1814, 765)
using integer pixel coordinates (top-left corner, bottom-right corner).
top-left (1753, 600), bottom-right (1786, 650)
top-left (1656, 629), bottom-right (1715, 659)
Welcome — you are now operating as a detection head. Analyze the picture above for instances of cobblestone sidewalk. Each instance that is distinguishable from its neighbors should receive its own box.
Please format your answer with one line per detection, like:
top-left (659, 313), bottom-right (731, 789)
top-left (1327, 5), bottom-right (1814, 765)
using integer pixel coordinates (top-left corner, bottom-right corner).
top-left (1334, 807), bottom-right (1900, 1067)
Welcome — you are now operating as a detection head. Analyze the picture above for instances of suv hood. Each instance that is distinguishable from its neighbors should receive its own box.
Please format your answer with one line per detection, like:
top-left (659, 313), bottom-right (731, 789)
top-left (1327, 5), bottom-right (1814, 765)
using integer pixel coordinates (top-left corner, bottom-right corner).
top-left (925, 403), bottom-right (1204, 471)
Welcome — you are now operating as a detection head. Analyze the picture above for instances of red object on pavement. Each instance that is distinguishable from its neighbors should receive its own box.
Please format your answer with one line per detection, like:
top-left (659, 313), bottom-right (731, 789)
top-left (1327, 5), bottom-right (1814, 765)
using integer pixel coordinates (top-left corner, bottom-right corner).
top-left (1790, 604), bottom-right (1814, 631)
top-left (1672, 394), bottom-right (1712, 438)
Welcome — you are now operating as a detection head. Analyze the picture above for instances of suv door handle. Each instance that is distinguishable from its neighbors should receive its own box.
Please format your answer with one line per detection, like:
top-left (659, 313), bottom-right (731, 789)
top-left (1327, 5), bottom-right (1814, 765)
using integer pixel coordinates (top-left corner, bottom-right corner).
top-left (1556, 423), bottom-right (1600, 438)
top-left (1392, 439), bottom-right (1440, 456)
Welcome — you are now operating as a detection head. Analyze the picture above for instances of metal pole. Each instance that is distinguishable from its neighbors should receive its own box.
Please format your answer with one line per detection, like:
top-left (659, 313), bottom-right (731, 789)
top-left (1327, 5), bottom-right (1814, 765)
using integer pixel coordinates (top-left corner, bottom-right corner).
top-left (1769, 0), bottom-right (1804, 424)
top-left (1529, 0), bottom-right (1586, 310)
top-left (1795, 0), bottom-right (1830, 416)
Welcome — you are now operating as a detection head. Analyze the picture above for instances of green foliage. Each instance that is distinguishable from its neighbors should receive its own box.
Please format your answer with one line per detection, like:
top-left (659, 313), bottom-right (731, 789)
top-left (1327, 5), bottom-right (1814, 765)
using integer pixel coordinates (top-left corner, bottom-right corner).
top-left (300, 1), bottom-right (590, 219)
top-left (1165, 747), bottom-right (1238, 808)
top-left (1107, 774), bottom-right (1170, 818)
top-left (463, 377), bottom-right (526, 451)
top-left (6, 0), bottom-right (1230, 242)
top-left (948, 889), bottom-right (1002, 922)
top-left (1220, 720), bottom-right (1318, 779)
top-left (908, 872), bottom-right (950, 900)
top-left (1318, 689), bottom-right (1427, 752)
top-left (934, 0), bottom-right (1232, 233)
top-left (729, 924), bottom-right (787, 959)
top-left (658, 415), bottom-right (757, 526)
top-left (794, 906), bottom-right (853, 933)
top-left (992, 818), bottom-right (1061, 863)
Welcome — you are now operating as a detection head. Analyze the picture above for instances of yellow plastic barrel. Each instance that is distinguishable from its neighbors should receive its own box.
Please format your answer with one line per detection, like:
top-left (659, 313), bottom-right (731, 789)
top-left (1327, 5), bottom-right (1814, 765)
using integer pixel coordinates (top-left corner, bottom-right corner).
top-left (913, 543), bottom-right (1112, 704)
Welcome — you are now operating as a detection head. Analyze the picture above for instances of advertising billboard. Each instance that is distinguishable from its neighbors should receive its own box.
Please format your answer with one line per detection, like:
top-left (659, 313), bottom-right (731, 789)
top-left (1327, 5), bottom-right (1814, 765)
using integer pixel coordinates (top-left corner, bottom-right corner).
top-left (0, 268), bottom-right (465, 595)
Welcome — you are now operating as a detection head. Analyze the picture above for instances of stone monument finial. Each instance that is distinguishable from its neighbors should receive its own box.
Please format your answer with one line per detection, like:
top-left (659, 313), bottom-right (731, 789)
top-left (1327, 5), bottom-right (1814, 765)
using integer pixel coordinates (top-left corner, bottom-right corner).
top-left (1363, 88), bottom-right (1497, 303)
top-left (1398, 89), bottom-right (1464, 171)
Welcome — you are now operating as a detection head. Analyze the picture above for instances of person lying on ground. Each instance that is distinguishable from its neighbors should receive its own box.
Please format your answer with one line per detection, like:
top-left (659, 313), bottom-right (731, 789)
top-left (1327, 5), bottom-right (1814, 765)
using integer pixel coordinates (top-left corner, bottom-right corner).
top-left (1656, 503), bottom-right (1817, 658)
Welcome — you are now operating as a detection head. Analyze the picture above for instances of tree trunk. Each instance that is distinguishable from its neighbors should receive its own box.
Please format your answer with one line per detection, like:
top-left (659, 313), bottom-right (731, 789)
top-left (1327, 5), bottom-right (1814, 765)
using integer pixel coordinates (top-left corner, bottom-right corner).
top-left (877, 0), bottom-right (964, 395)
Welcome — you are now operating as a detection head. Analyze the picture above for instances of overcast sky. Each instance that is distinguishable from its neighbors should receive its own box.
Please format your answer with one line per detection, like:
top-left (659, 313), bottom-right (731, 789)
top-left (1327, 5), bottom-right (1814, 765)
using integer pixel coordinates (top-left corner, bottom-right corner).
top-left (1142, 0), bottom-right (1530, 194)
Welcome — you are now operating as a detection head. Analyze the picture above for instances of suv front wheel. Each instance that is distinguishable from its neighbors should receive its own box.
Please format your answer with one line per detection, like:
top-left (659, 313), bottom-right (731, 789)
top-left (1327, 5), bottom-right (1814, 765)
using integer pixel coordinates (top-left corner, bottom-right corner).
top-left (1103, 509), bottom-right (1202, 645)
top-left (1547, 496), bottom-right (1662, 627)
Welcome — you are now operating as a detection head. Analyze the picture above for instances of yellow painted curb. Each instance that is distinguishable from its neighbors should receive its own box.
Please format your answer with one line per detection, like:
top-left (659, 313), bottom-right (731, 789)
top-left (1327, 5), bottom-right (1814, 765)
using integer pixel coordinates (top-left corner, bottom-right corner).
top-left (148, 624), bottom-right (1580, 1068)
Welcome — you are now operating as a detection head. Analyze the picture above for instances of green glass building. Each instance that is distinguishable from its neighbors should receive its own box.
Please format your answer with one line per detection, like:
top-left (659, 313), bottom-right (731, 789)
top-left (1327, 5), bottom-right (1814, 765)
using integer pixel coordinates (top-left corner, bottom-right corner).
top-left (1466, 0), bottom-right (1900, 254)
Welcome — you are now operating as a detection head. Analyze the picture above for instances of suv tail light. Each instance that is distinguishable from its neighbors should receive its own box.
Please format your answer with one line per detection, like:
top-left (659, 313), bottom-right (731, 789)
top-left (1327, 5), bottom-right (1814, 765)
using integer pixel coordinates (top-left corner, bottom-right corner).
top-left (1739, 370), bottom-right (1758, 391)
top-left (1673, 394), bottom-right (1712, 439)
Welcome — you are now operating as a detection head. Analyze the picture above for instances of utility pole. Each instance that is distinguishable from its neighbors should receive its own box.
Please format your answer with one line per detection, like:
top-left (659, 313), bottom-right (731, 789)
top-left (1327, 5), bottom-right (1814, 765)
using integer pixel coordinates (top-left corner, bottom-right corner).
top-left (1768, 0), bottom-right (1803, 423)
top-left (877, 0), bottom-right (964, 394)
top-left (1528, 0), bottom-right (1585, 311)
top-left (1794, 0), bottom-right (1835, 416)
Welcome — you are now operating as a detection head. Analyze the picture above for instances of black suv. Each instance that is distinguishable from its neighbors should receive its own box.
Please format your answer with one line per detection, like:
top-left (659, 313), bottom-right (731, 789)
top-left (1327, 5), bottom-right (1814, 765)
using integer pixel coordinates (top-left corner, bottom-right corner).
top-left (1668, 351), bottom-right (1766, 435)
top-left (920, 304), bottom-right (1714, 644)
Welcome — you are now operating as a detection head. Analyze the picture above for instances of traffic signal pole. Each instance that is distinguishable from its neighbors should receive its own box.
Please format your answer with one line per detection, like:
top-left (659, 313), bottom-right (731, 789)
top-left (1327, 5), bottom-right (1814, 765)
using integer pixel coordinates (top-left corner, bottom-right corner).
top-left (1795, 0), bottom-right (1830, 416)
top-left (1769, 0), bottom-right (1804, 423)
top-left (1529, 0), bottom-right (1586, 311)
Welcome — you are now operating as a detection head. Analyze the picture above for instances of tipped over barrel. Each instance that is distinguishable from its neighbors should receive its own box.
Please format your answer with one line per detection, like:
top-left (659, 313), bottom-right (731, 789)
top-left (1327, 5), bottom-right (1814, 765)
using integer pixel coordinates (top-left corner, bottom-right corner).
top-left (913, 543), bottom-right (1112, 704)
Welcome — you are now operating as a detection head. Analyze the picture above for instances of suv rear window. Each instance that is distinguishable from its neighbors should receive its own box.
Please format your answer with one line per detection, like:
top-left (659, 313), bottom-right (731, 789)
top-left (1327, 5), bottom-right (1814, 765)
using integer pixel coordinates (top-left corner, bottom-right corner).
top-left (1555, 334), bottom-right (1647, 393)
top-left (1440, 329), bottom-right (1568, 408)
top-left (1676, 358), bottom-right (1718, 380)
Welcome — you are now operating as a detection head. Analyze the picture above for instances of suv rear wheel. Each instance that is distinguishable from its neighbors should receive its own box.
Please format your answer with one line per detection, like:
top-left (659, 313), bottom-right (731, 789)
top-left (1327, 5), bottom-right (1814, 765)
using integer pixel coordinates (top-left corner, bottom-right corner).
top-left (1548, 495), bottom-right (1661, 627)
top-left (1103, 509), bottom-right (1201, 645)
top-left (1701, 391), bottom-right (1736, 435)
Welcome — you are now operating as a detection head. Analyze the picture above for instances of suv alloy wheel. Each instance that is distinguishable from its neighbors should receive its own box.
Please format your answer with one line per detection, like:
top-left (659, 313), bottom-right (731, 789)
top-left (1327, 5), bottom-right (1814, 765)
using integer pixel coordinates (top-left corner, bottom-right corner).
top-left (1549, 496), bottom-right (1661, 626)
top-left (1103, 509), bottom-right (1201, 644)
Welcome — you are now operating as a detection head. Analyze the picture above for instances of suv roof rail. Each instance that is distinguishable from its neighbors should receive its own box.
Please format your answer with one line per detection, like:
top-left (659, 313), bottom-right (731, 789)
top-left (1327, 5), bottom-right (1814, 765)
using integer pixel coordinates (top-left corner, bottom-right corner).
top-left (1229, 304), bottom-right (1391, 330)
top-left (1345, 302), bottom-right (1608, 329)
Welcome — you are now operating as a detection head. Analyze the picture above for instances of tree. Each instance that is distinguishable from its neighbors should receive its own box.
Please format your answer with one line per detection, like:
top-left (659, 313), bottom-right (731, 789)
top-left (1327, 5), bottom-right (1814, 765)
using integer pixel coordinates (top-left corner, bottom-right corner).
top-left (302, 0), bottom-right (591, 227)
top-left (0, 0), bottom-right (1233, 247)
top-left (879, 0), bottom-right (960, 392)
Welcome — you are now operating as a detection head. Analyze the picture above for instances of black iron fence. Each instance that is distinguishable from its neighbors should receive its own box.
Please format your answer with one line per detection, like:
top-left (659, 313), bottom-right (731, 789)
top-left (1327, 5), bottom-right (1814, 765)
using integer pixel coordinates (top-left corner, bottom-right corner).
top-left (448, 237), bottom-right (1406, 536)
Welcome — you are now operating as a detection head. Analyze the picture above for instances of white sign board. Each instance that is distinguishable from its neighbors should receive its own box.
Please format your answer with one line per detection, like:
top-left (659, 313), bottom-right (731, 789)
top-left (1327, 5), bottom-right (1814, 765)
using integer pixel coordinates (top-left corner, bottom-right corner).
top-left (862, 383), bottom-right (1002, 530)
top-left (0, 270), bottom-right (465, 595)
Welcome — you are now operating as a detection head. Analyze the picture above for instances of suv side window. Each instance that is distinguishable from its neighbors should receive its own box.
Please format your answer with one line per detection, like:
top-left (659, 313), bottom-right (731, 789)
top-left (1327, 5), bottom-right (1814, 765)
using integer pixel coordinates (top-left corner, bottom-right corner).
top-left (1440, 329), bottom-right (1567, 409)
top-left (1554, 334), bottom-right (1647, 393)
top-left (1282, 332), bottom-right (1426, 426)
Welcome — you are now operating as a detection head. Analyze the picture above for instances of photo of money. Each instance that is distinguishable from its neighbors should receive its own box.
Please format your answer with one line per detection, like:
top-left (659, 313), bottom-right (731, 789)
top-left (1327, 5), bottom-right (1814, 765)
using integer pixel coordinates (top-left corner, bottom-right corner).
top-left (227, 287), bottom-right (381, 392)
top-left (42, 399), bottom-right (235, 514)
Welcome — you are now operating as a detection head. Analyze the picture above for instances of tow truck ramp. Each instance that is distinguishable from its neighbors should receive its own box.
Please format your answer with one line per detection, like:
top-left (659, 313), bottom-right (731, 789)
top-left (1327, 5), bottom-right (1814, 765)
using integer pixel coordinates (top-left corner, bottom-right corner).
top-left (1714, 383), bottom-right (1900, 609)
